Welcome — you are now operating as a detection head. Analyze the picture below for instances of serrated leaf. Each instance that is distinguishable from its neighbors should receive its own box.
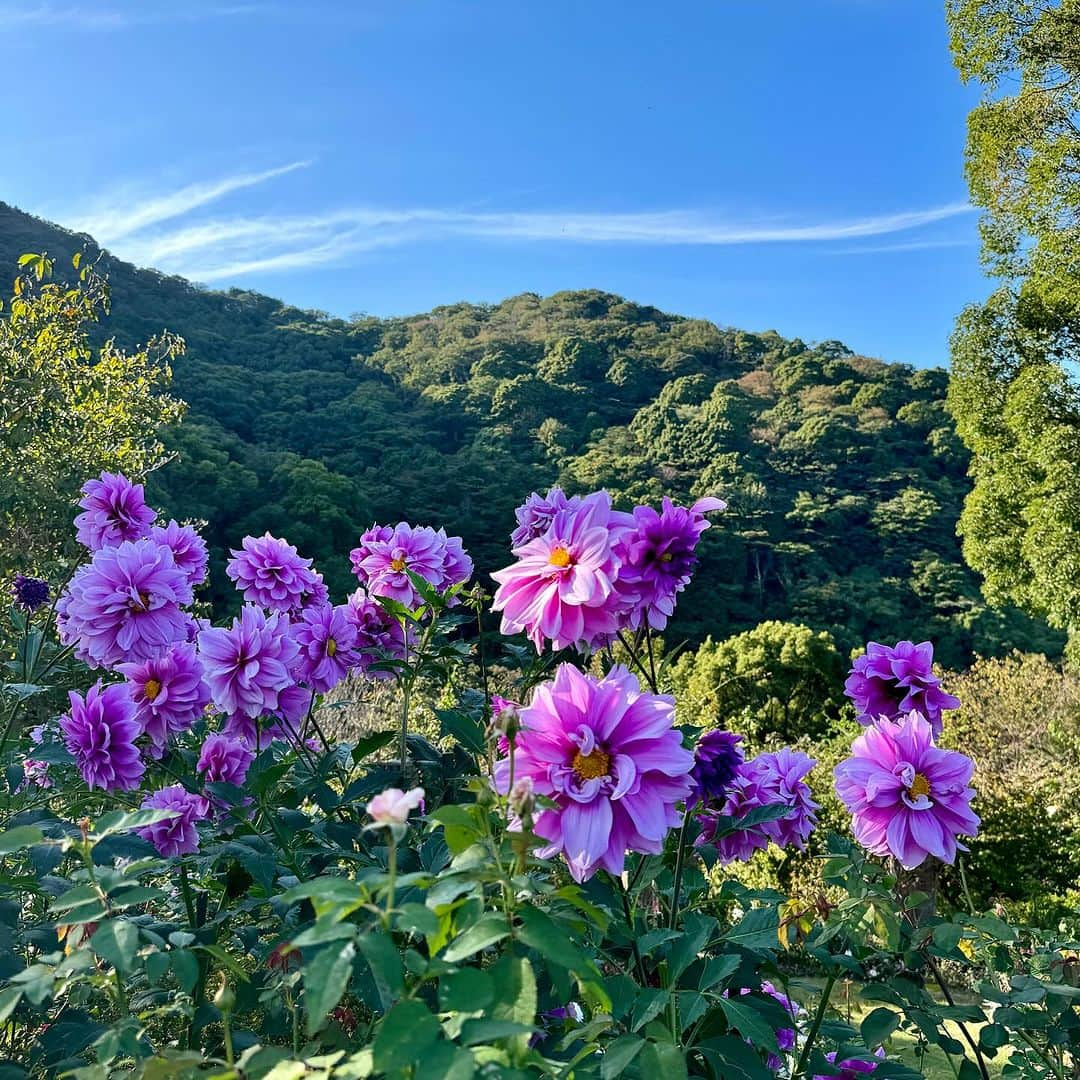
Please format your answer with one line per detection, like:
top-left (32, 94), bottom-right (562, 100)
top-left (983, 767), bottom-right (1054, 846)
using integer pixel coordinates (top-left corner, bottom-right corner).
top-left (373, 999), bottom-right (441, 1073)
top-left (443, 913), bottom-right (510, 962)
top-left (601, 1034), bottom-right (645, 1079)
top-left (305, 940), bottom-right (356, 1036)
top-left (91, 919), bottom-right (140, 976)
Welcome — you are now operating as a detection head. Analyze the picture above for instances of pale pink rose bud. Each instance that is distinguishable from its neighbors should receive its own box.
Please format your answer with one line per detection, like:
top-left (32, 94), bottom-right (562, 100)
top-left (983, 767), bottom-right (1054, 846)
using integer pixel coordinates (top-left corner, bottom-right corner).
top-left (508, 776), bottom-right (535, 819)
top-left (366, 786), bottom-right (425, 825)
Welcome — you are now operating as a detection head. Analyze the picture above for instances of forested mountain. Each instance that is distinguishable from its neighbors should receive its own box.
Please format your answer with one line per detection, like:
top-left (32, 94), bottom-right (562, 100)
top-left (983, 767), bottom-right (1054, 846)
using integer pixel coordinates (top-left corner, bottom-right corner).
top-left (0, 200), bottom-right (1060, 667)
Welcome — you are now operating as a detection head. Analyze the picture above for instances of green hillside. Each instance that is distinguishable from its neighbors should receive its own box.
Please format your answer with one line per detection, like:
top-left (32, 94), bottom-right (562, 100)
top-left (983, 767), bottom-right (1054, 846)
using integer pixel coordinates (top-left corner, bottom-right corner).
top-left (0, 200), bottom-right (1059, 666)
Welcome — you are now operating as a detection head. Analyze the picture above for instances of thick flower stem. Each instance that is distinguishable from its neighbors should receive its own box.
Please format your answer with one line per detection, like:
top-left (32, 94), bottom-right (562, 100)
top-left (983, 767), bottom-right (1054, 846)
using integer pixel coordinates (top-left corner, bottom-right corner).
top-left (792, 972), bottom-right (836, 1079)
top-left (668, 815), bottom-right (691, 932)
top-left (619, 884), bottom-right (647, 986)
top-left (385, 836), bottom-right (397, 923)
top-left (926, 955), bottom-right (991, 1080)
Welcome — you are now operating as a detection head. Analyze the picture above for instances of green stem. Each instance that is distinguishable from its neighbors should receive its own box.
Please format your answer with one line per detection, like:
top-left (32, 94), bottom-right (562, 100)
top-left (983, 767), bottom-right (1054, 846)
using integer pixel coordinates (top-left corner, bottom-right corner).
top-left (926, 956), bottom-right (991, 1080)
top-left (793, 972), bottom-right (837, 1079)
top-left (618, 881), bottom-right (647, 986)
top-left (668, 814), bottom-right (691, 931)
top-left (644, 626), bottom-right (659, 693)
top-left (222, 1013), bottom-right (234, 1069)
top-left (385, 835), bottom-right (397, 924)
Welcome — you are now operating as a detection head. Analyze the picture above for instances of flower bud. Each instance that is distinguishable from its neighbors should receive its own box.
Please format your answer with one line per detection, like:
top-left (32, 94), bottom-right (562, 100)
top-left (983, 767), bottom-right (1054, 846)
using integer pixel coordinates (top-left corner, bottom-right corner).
top-left (489, 696), bottom-right (521, 743)
top-left (508, 775), bottom-right (535, 822)
top-left (213, 975), bottom-right (235, 1014)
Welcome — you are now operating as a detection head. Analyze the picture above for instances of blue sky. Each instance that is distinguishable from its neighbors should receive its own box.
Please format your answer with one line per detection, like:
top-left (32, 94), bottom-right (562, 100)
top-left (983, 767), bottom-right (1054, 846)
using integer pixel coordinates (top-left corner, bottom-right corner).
top-left (1, 1), bottom-right (982, 366)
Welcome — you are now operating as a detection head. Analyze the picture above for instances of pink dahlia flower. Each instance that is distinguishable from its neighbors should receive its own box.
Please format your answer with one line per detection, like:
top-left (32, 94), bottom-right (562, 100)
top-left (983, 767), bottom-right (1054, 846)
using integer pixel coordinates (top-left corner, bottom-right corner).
top-left (198, 605), bottom-right (300, 718)
top-left (834, 711), bottom-right (979, 869)
top-left (59, 681), bottom-right (145, 792)
top-left (367, 786), bottom-right (426, 825)
top-left (149, 520), bottom-right (209, 587)
top-left (137, 785), bottom-right (210, 857)
top-left (58, 539), bottom-right (194, 669)
top-left (291, 602), bottom-right (360, 694)
top-left (344, 589), bottom-right (414, 674)
top-left (226, 533), bottom-right (327, 613)
top-left (612, 496), bottom-right (725, 631)
top-left (697, 748), bottom-right (819, 864)
top-left (197, 732), bottom-right (255, 787)
top-left (491, 491), bottom-right (634, 653)
top-left (493, 663), bottom-right (694, 882)
top-left (510, 487), bottom-right (583, 548)
top-left (844, 640), bottom-right (960, 737)
top-left (118, 643), bottom-right (211, 759)
top-left (74, 471), bottom-right (156, 550)
top-left (351, 522), bottom-right (472, 607)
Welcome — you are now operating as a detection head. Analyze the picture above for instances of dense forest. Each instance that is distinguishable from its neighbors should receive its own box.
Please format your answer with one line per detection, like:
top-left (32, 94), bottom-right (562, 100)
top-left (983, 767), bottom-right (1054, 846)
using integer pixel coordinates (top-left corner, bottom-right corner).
top-left (0, 200), bottom-right (1060, 667)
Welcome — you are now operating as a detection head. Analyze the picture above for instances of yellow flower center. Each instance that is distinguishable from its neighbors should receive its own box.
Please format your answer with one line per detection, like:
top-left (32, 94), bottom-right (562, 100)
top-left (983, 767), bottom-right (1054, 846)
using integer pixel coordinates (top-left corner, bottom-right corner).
top-left (548, 546), bottom-right (572, 569)
top-left (130, 591), bottom-right (150, 612)
top-left (572, 748), bottom-right (611, 781)
top-left (143, 678), bottom-right (161, 701)
top-left (326, 637), bottom-right (338, 657)
top-left (390, 556), bottom-right (407, 572)
top-left (907, 772), bottom-right (931, 800)
top-left (658, 552), bottom-right (674, 563)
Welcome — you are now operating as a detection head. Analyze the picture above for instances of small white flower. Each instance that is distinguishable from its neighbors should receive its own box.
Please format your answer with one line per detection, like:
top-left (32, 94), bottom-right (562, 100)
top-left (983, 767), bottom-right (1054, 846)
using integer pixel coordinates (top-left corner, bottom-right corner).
top-left (366, 786), bottom-right (425, 825)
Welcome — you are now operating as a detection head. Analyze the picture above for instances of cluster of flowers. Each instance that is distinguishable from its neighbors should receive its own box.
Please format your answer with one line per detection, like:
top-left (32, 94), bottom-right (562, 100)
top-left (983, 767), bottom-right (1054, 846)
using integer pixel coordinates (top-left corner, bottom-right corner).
top-left (835, 640), bottom-right (978, 869)
top-left (493, 487), bottom-right (726, 652)
top-left (43, 471), bottom-right (470, 856)
top-left (489, 637), bottom-right (977, 884)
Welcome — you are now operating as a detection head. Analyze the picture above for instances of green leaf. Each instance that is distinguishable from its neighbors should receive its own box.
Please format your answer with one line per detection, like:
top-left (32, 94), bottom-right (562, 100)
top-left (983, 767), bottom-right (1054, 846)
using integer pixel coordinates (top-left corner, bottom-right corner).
top-left (490, 953), bottom-right (537, 1057)
top-left (517, 906), bottom-right (587, 971)
top-left (355, 930), bottom-right (404, 1010)
top-left (396, 902), bottom-right (440, 938)
top-left (90, 919), bottom-right (140, 976)
top-left (723, 906), bottom-right (779, 951)
top-left (305, 940), bottom-right (356, 1036)
top-left (373, 999), bottom-right (442, 1074)
top-left (171, 949), bottom-right (199, 994)
top-left (351, 729), bottom-right (396, 763)
top-left (458, 1018), bottom-right (535, 1045)
top-left (721, 997), bottom-right (778, 1052)
top-left (417, 1041), bottom-right (475, 1080)
top-left (640, 1041), bottom-right (688, 1080)
top-left (0, 826), bottom-right (44, 854)
top-left (601, 1034), bottom-right (645, 1079)
top-left (861, 1006), bottom-right (900, 1048)
top-left (439, 968), bottom-right (494, 1013)
top-left (443, 913), bottom-right (510, 962)
top-left (666, 914), bottom-right (716, 983)
top-left (631, 987), bottom-right (669, 1032)
top-left (93, 808), bottom-right (177, 837)
top-left (0, 987), bottom-right (22, 1025)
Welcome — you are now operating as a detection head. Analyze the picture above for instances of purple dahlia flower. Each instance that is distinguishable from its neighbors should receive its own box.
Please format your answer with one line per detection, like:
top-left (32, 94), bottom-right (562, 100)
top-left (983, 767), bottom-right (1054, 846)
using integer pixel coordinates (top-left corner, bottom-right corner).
top-left (493, 663), bottom-right (694, 882)
top-left (291, 602), bottom-right (360, 694)
top-left (698, 748), bottom-right (819, 864)
top-left (351, 522), bottom-right (472, 607)
top-left (198, 732), bottom-right (255, 787)
top-left (729, 982), bottom-right (803, 1070)
top-left (510, 487), bottom-right (583, 548)
top-left (344, 589), bottom-right (414, 674)
top-left (226, 533), bottom-right (327, 613)
top-left (149, 520), bottom-right (209, 587)
top-left (74, 471), bottom-right (156, 550)
top-left (844, 640), bottom-right (959, 737)
top-left (691, 730), bottom-right (744, 804)
top-left (117, 643), bottom-right (211, 759)
top-left (814, 1051), bottom-right (884, 1080)
top-left (198, 605), bottom-right (300, 718)
top-left (18, 759), bottom-right (52, 791)
top-left (12, 574), bottom-right (50, 613)
top-left (612, 496), bottom-right (726, 631)
top-left (57, 539), bottom-right (194, 669)
top-left (137, 785), bottom-right (210, 857)
top-left (492, 490), bottom-right (634, 653)
top-left (60, 681), bottom-right (145, 792)
top-left (834, 711), bottom-right (979, 869)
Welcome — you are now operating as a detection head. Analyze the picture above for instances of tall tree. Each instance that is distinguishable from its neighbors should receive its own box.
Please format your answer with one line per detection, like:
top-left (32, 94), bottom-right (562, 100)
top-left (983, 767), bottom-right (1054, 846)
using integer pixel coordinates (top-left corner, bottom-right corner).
top-left (0, 254), bottom-right (184, 577)
top-left (946, 0), bottom-right (1080, 655)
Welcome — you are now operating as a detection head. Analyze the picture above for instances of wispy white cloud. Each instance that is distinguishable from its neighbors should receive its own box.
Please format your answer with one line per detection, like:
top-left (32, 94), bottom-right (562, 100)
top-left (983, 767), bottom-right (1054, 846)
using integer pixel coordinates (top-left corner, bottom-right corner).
top-left (0, 3), bottom-right (269, 29)
top-left (71, 161), bottom-right (311, 241)
top-left (822, 237), bottom-right (975, 255)
top-left (59, 164), bottom-right (976, 283)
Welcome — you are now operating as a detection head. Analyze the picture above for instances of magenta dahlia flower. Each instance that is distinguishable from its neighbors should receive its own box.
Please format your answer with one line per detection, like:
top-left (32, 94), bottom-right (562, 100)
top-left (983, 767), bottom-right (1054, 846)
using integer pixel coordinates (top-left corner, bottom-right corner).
top-left (344, 590), bottom-right (414, 674)
top-left (197, 732), bottom-right (255, 787)
top-left (226, 533), bottom-right (327, 613)
top-left (844, 640), bottom-right (960, 736)
top-left (149, 520), bottom-right (209, 587)
top-left (612, 496), bottom-right (725, 631)
top-left (697, 748), bottom-right (818, 864)
top-left (198, 605), bottom-right (300, 718)
top-left (834, 711), bottom-right (979, 869)
top-left (60, 681), bottom-right (145, 792)
top-left (117, 643), bottom-right (211, 759)
top-left (12, 574), bottom-right (50, 613)
top-left (493, 663), bottom-right (694, 882)
top-left (291, 602), bottom-right (360, 693)
top-left (137, 785), bottom-right (210, 857)
top-left (690, 729), bottom-right (744, 805)
top-left (814, 1052), bottom-right (883, 1080)
top-left (58, 539), bottom-right (194, 669)
top-left (492, 491), bottom-right (634, 653)
top-left (351, 522), bottom-right (472, 606)
top-left (510, 487), bottom-right (583, 548)
top-left (74, 471), bottom-right (156, 550)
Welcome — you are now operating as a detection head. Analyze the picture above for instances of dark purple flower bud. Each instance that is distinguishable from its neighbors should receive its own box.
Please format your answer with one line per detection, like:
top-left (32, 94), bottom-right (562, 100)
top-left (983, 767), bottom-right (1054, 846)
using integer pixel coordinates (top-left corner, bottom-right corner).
top-left (12, 574), bottom-right (50, 613)
top-left (691, 730), bottom-right (744, 804)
